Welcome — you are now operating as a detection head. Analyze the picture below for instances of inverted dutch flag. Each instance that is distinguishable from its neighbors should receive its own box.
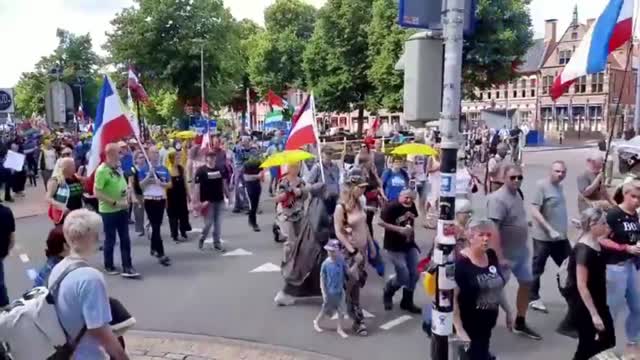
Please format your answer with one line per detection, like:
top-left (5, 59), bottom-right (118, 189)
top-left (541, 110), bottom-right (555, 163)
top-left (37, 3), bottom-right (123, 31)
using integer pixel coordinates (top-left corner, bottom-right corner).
top-left (85, 76), bottom-right (135, 191)
top-left (285, 94), bottom-right (319, 150)
top-left (551, 0), bottom-right (633, 100)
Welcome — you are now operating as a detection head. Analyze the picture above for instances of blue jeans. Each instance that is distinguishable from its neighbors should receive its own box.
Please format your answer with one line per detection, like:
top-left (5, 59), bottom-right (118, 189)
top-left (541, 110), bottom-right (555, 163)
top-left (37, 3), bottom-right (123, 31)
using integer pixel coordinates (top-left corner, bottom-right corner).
top-left (233, 167), bottom-right (248, 211)
top-left (101, 210), bottom-right (133, 269)
top-left (387, 248), bottom-right (420, 291)
top-left (202, 201), bottom-right (224, 245)
top-left (0, 259), bottom-right (9, 307)
top-left (607, 261), bottom-right (640, 344)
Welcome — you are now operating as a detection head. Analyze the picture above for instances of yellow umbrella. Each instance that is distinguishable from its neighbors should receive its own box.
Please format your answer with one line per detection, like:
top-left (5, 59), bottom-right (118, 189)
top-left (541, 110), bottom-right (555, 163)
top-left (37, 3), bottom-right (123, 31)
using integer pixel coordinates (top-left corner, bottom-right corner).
top-left (175, 130), bottom-right (197, 140)
top-left (260, 150), bottom-right (315, 168)
top-left (391, 143), bottom-right (438, 156)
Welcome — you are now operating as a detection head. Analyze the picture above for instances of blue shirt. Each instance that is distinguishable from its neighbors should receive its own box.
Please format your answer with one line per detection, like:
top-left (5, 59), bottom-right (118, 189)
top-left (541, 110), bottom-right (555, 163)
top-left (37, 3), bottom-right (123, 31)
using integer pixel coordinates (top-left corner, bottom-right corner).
top-left (321, 257), bottom-right (347, 296)
top-left (48, 258), bottom-right (112, 359)
top-left (233, 145), bottom-right (257, 167)
top-left (120, 152), bottom-right (133, 177)
top-left (136, 164), bottom-right (170, 183)
top-left (382, 169), bottom-right (409, 201)
top-left (33, 256), bottom-right (63, 288)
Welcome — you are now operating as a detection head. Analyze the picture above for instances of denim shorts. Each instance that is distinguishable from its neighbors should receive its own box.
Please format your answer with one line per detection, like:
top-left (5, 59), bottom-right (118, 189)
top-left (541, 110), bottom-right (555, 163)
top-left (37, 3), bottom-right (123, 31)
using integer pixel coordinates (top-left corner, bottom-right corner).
top-left (501, 247), bottom-right (533, 283)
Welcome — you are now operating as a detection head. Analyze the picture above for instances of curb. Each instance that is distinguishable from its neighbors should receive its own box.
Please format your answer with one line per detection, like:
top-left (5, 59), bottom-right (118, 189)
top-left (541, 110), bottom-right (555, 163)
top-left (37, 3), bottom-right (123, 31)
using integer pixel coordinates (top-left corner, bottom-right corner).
top-left (127, 330), bottom-right (344, 360)
top-left (14, 211), bottom-right (46, 220)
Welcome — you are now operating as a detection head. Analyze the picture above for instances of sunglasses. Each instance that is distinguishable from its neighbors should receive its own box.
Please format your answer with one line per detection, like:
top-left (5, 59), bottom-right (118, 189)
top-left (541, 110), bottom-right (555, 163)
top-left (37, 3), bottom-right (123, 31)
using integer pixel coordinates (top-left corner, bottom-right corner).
top-left (509, 175), bottom-right (524, 181)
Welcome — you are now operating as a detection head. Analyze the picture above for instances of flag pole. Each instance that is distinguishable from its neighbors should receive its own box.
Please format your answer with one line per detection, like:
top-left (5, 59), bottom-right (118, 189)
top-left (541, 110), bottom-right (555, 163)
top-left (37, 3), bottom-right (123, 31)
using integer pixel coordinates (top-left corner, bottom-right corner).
top-left (200, 44), bottom-right (209, 136)
top-left (309, 94), bottom-right (325, 183)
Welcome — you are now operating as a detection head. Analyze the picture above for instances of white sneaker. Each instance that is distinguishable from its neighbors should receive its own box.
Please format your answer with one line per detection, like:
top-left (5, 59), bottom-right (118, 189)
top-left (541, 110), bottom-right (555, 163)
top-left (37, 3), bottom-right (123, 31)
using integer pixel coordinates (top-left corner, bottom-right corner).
top-left (529, 299), bottom-right (548, 313)
top-left (274, 290), bottom-right (295, 306)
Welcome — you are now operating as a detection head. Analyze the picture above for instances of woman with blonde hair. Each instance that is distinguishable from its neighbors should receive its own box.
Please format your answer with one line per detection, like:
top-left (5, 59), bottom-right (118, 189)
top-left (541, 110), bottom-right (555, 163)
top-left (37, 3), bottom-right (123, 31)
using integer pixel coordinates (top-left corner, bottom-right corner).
top-left (46, 157), bottom-right (84, 224)
top-left (334, 168), bottom-right (378, 336)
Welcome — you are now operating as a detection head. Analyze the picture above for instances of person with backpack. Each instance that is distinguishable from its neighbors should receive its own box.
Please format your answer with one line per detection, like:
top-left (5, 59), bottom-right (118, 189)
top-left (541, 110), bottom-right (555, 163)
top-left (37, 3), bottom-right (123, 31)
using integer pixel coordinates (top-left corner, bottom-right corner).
top-left (0, 203), bottom-right (14, 309)
top-left (381, 157), bottom-right (410, 202)
top-left (560, 207), bottom-right (615, 360)
top-left (47, 209), bottom-right (129, 359)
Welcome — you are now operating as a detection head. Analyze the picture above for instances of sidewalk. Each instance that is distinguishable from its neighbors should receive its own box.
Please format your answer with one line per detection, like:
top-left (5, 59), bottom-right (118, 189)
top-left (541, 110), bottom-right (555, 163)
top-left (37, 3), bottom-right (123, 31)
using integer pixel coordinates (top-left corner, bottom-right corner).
top-left (2, 184), bottom-right (47, 219)
top-left (127, 331), bottom-right (342, 360)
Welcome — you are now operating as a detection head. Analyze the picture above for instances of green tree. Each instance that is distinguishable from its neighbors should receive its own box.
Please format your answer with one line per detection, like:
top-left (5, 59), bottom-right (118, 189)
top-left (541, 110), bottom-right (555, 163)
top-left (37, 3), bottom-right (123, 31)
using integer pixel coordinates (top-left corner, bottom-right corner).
top-left (463, 0), bottom-right (534, 95)
top-left (303, 0), bottom-right (373, 135)
top-left (105, 0), bottom-right (243, 107)
top-left (367, 0), bottom-right (408, 113)
top-left (14, 29), bottom-right (101, 118)
top-left (247, 0), bottom-right (316, 95)
top-left (143, 87), bottom-right (181, 125)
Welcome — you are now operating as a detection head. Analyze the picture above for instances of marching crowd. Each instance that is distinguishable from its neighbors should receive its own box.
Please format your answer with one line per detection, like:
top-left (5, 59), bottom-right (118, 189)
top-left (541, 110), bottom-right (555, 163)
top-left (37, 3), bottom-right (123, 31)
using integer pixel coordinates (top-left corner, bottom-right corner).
top-left (0, 124), bottom-right (639, 360)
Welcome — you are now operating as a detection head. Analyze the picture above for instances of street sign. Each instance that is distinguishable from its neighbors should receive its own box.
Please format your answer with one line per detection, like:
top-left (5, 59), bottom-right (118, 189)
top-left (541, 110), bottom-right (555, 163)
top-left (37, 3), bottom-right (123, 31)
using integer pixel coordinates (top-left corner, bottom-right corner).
top-left (398, 0), bottom-right (477, 36)
top-left (0, 88), bottom-right (14, 113)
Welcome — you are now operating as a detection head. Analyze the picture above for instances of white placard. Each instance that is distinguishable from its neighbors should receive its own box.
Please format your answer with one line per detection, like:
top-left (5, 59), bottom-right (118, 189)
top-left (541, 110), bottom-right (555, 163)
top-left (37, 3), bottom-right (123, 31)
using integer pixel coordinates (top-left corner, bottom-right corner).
top-left (431, 309), bottom-right (453, 336)
top-left (3, 150), bottom-right (25, 171)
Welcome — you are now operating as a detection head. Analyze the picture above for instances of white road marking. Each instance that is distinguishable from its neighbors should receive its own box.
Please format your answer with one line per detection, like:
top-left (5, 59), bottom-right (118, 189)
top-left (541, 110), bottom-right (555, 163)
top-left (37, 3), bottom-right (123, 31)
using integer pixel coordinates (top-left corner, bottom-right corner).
top-left (19, 254), bottom-right (30, 263)
top-left (250, 262), bottom-right (281, 273)
top-left (331, 309), bottom-right (375, 320)
top-left (26, 269), bottom-right (38, 281)
top-left (379, 315), bottom-right (413, 330)
top-left (222, 248), bottom-right (253, 256)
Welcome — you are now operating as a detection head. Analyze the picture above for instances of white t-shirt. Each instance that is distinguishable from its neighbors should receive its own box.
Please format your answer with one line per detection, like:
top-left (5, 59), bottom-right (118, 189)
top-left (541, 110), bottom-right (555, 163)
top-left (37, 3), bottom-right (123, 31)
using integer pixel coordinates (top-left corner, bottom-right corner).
top-left (43, 149), bottom-right (57, 170)
top-left (407, 154), bottom-right (427, 182)
top-left (456, 167), bottom-right (473, 196)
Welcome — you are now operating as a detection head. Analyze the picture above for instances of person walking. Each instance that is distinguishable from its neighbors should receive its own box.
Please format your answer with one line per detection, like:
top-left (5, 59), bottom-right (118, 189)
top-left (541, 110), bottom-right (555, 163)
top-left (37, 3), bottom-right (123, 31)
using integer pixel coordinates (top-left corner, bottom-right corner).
top-left (565, 208), bottom-right (615, 360)
top-left (380, 188), bottom-right (421, 314)
top-left (243, 151), bottom-right (263, 232)
top-left (231, 136), bottom-right (255, 213)
top-left (358, 152), bottom-right (385, 237)
top-left (46, 158), bottom-right (84, 224)
top-left (334, 169), bottom-right (377, 336)
top-left (453, 218), bottom-right (511, 360)
top-left (166, 150), bottom-right (191, 242)
top-left (487, 164), bottom-right (541, 340)
top-left (194, 150), bottom-right (230, 252)
top-left (313, 239), bottom-right (349, 339)
top-left (305, 148), bottom-right (341, 215)
top-left (577, 152), bottom-right (613, 212)
top-left (40, 140), bottom-right (57, 190)
top-left (529, 161), bottom-right (571, 313)
top-left (486, 143), bottom-right (510, 193)
top-left (138, 146), bottom-right (171, 266)
top-left (94, 143), bottom-right (139, 278)
top-left (0, 203), bottom-right (14, 309)
top-left (276, 162), bottom-right (308, 243)
top-left (381, 157), bottom-right (410, 202)
top-left (128, 151), bottom-right (146, 237)
top-left (600, 180), bottom-right (640, 357)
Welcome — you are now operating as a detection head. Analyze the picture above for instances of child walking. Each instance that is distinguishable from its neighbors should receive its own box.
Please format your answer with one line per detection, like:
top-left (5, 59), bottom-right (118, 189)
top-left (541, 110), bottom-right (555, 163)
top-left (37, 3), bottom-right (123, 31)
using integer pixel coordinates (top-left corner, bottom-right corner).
top-left (314, 240), bottom-right (349, 338)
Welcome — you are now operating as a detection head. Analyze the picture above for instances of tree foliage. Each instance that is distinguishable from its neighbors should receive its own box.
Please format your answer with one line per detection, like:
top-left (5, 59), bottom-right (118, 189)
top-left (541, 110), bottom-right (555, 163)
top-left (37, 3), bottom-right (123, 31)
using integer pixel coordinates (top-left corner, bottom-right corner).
top-left (247, 0), bottom-right (316, 95)
top-left (367, 0), bottom-right (408, 113)
top-left (463, 0), bottom-right (534, 94)
top-left (14, 29), bottom-right (100, 118)
top-left (303, 0), bottom-right (373, 134)
top-left (105, 0), bottom-right (243, 107)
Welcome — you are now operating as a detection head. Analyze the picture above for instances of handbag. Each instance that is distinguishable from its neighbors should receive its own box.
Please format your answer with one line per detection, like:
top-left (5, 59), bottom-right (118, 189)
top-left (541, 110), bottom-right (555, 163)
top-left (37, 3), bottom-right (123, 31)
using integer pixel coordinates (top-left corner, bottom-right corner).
top-left (48, 181), bottom-right (69, 225)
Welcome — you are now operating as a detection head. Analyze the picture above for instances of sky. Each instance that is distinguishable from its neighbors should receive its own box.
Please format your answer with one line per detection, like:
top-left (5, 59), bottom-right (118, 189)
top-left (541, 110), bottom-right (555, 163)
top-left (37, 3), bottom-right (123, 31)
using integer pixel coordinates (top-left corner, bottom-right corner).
top-left (0, 0), bottom-right (619, 87)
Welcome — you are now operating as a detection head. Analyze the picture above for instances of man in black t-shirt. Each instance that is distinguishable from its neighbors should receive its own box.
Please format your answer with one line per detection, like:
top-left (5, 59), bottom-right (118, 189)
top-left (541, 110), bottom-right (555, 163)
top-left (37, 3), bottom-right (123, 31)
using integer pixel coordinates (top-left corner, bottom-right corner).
top-left (379, 188), bottom-right (420, 313)
top-left (194, 151), bottom-right (230, 252)
top-left (602, 181), bottom-right (640, 346)
top-left (0, 204), bottom-right (15, 308)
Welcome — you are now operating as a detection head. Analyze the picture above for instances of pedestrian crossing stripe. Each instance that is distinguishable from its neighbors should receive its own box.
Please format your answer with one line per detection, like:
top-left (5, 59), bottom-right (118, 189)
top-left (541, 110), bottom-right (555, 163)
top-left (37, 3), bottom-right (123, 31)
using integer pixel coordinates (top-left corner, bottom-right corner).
top-left (250, 262), bottom-right (281, 272)
top-left (331, 309), bottom-right (375, 320)
top-left (380, 315), bottom-right (413, 330)
top-left (222, 248), bottom-right (252, 256)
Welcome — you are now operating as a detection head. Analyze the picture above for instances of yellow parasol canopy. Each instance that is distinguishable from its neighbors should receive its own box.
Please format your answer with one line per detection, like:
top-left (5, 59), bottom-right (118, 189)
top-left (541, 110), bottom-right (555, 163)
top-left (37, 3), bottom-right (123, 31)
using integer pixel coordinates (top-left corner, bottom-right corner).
top-left (260, 150), bottom-right (315, 169)
top-left (175, 130), bottom-right (197, 140)
top-left (391, 143), bottom-right (438, 156)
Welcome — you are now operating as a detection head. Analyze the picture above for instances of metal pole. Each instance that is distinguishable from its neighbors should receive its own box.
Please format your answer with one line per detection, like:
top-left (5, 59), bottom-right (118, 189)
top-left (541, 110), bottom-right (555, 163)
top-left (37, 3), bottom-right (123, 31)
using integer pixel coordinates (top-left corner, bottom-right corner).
top-left (634, 61), bottom-right (640, 133)
top-left (431, 0), bottom-right (464, 358)
top-left (136, 100), bottom-right (144, 142)
top-left (201, 44), bottom-right (209, 135)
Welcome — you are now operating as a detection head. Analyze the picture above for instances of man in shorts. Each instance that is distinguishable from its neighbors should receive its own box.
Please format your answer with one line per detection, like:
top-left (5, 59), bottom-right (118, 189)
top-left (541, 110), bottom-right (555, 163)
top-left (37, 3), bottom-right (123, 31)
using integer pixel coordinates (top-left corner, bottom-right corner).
top-left (487, 164), bottom-right (541, 340)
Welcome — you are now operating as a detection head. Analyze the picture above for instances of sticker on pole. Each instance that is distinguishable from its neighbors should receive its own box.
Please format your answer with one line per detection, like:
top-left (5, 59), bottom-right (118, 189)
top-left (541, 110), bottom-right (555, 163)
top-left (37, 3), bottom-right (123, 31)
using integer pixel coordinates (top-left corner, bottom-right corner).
top-left (438, 264), bottom-right (456, 290)
top-left (440, 173), bottom-right (456, 197)
top-left (431, 309), bottom-right (453, 336)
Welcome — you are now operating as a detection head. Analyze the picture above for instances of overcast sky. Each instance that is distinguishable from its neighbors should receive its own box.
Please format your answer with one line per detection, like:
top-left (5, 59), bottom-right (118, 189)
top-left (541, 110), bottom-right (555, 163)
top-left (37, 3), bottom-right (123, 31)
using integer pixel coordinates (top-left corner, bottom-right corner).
top-left (0, 0), bottom-right (620, 87)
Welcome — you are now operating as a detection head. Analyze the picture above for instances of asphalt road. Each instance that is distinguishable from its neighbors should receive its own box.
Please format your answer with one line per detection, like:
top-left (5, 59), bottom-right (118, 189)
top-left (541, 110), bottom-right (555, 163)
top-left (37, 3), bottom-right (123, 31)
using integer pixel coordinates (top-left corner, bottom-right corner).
top-left (5, 147), bottom-right (625, 360)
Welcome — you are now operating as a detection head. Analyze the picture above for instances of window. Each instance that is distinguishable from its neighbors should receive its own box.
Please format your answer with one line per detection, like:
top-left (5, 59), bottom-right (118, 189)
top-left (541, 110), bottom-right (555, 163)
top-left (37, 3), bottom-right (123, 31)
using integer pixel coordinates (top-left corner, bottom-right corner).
top-left (496, 91), bottom-right (500, 99)
top-left (487, 92), bottom-right (492, 99)
top-left (559, 50), bottom-right (572, 65)
top-left (522, 90), bottom-right (526, 98)
top-left (479, 92), bottom-right (483, 100)
top-left (531, 79), bottom-right (536, 88)
top-left (591, 72), bottom-right (604, 93)
top-left (531, 89), bottom-right (535, 97)
top-left (513, 90), bottom-right (517, 98)
top-left (571, 32), bottom-right (578, 40)
top-left (362, 117), bottom-right (369, 124)
top-left (521, 79), bottom-right (527, 89)
top-left (542, 76), bottom-right (553, 94)
top-left (574, 76), bottom-right (587, 93)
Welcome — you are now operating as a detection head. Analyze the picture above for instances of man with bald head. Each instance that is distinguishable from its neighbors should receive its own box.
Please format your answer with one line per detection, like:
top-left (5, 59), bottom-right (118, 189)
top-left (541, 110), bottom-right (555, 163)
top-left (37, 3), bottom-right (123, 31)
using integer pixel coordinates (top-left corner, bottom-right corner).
top-left (94, 142), bottom-right (140, 278)
top-left (577, 151), bottom-right (613, 212)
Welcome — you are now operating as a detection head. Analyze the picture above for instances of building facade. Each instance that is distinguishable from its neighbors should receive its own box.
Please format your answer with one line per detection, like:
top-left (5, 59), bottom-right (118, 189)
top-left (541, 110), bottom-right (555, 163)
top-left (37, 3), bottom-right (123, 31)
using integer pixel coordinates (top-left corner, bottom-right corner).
top-left (462, 8), bottom-right (637, 141)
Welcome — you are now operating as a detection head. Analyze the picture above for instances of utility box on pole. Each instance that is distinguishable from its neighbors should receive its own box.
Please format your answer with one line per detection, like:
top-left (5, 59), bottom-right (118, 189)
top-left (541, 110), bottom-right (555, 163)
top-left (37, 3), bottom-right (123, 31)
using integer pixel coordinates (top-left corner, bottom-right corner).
top-left (403, 32), bottom-right (444, 125)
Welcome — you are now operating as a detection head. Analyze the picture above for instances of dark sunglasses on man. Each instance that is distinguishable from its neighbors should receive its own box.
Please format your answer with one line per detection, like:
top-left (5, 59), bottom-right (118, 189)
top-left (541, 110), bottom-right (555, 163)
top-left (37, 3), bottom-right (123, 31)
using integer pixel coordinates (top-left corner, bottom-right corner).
top-left (509, 175), bottom-right (524, 181)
